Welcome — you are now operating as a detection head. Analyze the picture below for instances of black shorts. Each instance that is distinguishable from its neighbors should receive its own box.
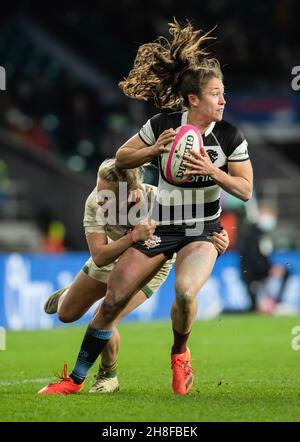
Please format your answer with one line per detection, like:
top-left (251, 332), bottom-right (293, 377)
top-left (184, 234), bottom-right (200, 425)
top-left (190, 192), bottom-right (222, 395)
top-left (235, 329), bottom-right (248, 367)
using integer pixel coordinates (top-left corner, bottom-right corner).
top-left (132, 218), bottom-right (223, 259)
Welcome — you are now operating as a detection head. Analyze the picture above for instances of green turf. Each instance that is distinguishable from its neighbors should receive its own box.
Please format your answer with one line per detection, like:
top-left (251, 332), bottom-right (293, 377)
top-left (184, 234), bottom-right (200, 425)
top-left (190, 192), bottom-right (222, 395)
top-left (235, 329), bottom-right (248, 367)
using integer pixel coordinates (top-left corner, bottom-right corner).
top-left (1, 315), bottom-right (300, 422)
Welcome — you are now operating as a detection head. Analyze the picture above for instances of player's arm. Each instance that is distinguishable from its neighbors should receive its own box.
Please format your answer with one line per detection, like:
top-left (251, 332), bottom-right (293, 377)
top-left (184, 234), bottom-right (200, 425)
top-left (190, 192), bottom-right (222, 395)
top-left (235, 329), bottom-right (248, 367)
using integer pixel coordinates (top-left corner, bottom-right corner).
top-left (86, 220), bottom-right (156, 268)
top-left (116, 130), bottom-right (175, 169)
top-left (211, 160), bottom-right (253, 202)
top-left (183, 151), bottom-right (253, 202)
top-left (87, 232), bottom-right (134, 268)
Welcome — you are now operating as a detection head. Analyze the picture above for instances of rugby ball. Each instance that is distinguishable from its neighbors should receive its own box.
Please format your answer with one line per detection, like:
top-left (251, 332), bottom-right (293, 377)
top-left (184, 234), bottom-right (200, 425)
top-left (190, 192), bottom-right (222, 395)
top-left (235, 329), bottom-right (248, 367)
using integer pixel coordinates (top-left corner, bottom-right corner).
top-left (161, 125), bottom-right (203, 185)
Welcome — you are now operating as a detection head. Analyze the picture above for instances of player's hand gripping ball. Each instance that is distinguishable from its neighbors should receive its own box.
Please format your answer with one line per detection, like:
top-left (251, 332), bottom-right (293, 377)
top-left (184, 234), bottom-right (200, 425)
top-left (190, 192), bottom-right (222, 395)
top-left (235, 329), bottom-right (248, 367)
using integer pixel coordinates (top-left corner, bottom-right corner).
top-left (161, 125), bottom-right (203, 185)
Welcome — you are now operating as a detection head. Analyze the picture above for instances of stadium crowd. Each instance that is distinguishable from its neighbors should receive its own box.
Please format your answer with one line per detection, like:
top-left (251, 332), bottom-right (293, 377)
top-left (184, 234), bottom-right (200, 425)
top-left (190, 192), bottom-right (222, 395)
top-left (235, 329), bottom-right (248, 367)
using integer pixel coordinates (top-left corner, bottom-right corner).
top-left (0, 0), bottom-right (298, 173)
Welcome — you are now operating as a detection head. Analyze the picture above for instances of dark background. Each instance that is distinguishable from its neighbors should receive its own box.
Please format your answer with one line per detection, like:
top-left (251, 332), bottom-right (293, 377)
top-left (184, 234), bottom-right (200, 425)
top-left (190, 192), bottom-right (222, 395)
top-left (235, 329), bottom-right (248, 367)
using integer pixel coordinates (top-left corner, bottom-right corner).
top-left (0, 0), bottom-right (299, 250)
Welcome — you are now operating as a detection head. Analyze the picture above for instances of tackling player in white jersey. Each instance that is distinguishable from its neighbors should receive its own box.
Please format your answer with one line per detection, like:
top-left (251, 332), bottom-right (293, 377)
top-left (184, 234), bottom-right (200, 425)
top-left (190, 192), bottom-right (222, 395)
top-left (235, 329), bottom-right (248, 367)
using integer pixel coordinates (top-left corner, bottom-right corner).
top-left (39, 158), bottom-right (229, 394)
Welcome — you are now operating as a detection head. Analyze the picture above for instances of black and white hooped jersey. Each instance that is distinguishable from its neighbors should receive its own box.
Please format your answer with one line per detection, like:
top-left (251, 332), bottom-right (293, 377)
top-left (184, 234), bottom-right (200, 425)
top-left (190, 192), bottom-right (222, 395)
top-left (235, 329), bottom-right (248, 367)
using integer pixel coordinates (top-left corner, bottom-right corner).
top-left (139, 110), bottom-right (249, 224)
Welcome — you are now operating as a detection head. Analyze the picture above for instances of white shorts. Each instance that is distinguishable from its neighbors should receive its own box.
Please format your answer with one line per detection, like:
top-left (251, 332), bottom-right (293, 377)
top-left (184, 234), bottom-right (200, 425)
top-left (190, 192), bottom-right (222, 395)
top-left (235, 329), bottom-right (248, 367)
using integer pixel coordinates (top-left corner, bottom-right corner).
top-left (82, 256), bottom-right (173, 298)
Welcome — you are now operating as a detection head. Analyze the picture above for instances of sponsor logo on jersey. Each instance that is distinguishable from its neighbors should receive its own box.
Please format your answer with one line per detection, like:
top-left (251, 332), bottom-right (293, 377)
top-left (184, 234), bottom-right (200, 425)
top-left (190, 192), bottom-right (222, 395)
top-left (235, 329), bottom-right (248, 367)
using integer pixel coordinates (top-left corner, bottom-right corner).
top-left (206, 149), bottom-right (218, 163)
top-left (187, 175), bottom-right (214, 183)
top-left (143, 235), bottom-right (162, 249)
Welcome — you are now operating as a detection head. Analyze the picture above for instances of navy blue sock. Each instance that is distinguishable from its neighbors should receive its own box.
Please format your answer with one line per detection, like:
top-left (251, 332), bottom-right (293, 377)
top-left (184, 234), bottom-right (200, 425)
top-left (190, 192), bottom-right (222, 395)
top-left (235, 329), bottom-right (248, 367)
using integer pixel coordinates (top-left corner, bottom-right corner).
top-left (70, 326), bottom-right (112, 384)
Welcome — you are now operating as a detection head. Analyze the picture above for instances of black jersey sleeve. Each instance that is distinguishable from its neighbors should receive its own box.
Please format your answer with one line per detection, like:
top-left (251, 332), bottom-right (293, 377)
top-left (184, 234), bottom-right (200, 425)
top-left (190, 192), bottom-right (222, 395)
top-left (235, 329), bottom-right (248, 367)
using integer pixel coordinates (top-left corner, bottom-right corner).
top-left (139, 112), bottom-right (183, 146)
top-left (214, 121), bottom-right (249, 162)
top-left (226, 126), bottom-right (249, 162)
top-left (138, 114), bottom-right (161, 146)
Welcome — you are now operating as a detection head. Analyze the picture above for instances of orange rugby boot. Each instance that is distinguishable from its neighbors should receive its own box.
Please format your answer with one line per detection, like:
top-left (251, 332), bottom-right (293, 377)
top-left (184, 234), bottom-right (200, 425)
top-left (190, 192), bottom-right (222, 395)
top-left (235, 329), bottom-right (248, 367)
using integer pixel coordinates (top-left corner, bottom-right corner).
top-left (37, 364), bottom-right (84, 395)
top-left (171, 347), bottom-right (193, 395)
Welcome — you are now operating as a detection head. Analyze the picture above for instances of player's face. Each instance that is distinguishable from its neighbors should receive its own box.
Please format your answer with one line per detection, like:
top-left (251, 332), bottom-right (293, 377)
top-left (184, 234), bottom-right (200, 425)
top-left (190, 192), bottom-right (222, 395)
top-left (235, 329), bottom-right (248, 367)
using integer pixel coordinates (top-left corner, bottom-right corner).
top-left (96, 179), bottom-right (135, 213)
top-left (96, 179), bottom-right (119, 212)
top-left (190, 77), bottom-right (226, 122)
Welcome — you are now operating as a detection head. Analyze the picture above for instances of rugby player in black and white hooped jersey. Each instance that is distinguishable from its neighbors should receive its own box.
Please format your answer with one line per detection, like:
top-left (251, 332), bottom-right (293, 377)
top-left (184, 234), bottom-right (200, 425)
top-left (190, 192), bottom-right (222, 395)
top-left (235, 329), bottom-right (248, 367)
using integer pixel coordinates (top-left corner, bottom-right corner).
top-left (38, 158), bottom-right (230, 395)
top-left (114, 21), bottom-right (252, 395)
top-left (38, 19), bottom-right (250, 396)
top-left (110, 20), bottom-right (252, 395)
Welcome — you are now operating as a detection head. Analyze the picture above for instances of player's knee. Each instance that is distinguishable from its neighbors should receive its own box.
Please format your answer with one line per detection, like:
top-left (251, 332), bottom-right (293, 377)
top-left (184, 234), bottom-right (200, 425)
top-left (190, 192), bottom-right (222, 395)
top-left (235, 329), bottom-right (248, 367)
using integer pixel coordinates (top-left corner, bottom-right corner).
top-left (58, 312), bottom-right (73, 323)
top-left (101, 274), bottom-right (134, 321)
top-left (100, 298), bottom-right (115, 321)
top-left (58, 307), bottom-right (78, 323)
top-left (100, 292), bottom-right (127, 322)
top-left (175, 280), bottom-right (194, 309)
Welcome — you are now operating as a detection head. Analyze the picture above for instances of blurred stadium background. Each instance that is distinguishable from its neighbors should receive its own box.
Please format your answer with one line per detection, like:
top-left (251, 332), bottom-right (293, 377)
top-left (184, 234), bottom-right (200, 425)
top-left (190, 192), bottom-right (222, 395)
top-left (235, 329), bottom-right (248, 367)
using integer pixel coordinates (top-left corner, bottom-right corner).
top-left (0, 0), bottom-right (300, 332)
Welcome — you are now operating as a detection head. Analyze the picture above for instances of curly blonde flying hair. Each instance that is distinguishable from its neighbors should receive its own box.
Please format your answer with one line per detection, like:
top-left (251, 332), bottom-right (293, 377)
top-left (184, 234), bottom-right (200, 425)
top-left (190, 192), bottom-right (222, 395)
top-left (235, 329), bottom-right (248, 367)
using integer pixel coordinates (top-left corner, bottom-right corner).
top-left (98, 158), bottom-right (143, 191)
top-left (119, 19), bottom-right (222, 109)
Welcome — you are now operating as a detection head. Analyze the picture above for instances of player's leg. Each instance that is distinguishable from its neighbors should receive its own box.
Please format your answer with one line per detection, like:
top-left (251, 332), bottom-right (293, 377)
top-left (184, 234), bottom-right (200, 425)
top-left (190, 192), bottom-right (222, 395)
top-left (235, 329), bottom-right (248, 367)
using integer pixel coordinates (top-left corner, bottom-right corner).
top-left (171, 241), bottom-right (218, 395)
top-left (39, 248), bottom-right (166, 394)
top-left (91, 247), bottom-right (166, 329)
top-left (42, 276), bottom-right (149, 394)
top-left (57, 270), bottom-right (107, 322)
top-left (40, 256), bottom-right (168, 394)
top-left (69, 249), bottom-right (165, 386)
top-left (91, 257), bottom-right (173, 392)
top-left (90, 290), bottom-right (148, 393)
top-left (42, 264), bottom-right (119, 394)
top-left (39, 269), bottom-right (117, 395)
top-left (172, 241), bottom-right (217, 334)
top-left (44, 257), bottom-right (110, 319)
top-left (89, 325), bottom-right (121, 393)
top-left (93, 257), bottom-right (173, 392)
top-left (44, 286), bottom-right (70, 315)
top-left (44, 265), bottom-right (123, 393)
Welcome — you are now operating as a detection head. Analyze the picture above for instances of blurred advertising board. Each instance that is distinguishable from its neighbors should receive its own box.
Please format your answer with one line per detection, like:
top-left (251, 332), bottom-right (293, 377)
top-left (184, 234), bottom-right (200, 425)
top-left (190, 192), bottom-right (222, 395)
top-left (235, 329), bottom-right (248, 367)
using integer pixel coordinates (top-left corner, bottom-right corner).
top-left (0, 251), bottom-right (299, 330)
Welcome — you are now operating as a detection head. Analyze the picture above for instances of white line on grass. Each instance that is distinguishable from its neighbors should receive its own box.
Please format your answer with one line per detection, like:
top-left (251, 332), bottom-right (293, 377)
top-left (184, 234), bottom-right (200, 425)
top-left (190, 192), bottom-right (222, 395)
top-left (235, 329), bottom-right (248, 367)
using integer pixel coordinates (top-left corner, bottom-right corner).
top-left (0, 373), bottom-right (94, 388)
top-left (0, 378), bottom-right (51, 387)
top-left (0, 377), bottom-right (290, 388)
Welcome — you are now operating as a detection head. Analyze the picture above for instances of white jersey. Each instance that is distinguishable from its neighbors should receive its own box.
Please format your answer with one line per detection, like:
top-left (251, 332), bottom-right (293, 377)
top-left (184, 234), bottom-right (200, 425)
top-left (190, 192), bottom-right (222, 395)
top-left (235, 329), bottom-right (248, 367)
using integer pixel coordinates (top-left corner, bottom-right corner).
top-left (83, 183), bottom-right (156, 240)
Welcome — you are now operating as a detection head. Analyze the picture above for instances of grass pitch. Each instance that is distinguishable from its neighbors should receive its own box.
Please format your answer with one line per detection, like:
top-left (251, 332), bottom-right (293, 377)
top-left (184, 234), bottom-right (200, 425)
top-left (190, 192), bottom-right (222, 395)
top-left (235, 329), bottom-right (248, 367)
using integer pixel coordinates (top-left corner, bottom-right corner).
top-left (1, 314), bottom-right (300, 422)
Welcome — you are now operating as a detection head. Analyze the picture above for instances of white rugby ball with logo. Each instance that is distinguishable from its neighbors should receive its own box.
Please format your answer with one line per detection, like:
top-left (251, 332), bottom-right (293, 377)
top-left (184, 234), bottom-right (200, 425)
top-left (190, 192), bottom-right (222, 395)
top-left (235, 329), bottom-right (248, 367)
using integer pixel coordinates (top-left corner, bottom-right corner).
top-left (161, 124), bottom-right (203, 185)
